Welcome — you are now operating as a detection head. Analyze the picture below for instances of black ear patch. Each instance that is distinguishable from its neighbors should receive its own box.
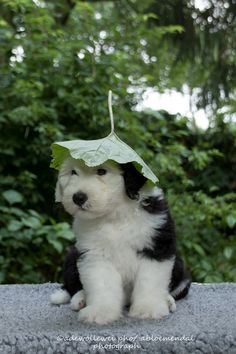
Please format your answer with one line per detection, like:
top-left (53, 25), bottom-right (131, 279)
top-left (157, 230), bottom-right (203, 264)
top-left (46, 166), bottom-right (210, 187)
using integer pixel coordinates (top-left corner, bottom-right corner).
top-left (121, 163), bottom-right (147, 200)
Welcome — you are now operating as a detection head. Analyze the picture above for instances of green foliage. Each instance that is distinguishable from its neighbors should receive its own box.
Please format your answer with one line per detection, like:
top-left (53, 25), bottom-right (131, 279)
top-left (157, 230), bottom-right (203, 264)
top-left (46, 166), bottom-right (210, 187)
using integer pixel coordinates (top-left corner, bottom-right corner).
top-left (120, 109), bottom-right (235, 195)
top-left (147, 0), bottom-right (236, 108)
top-left (169, 191), bottom-right (236, 283)
top-left (0, 198), bottom-right (75, 284)
top-left (0, 0), bottom-right (235, 284)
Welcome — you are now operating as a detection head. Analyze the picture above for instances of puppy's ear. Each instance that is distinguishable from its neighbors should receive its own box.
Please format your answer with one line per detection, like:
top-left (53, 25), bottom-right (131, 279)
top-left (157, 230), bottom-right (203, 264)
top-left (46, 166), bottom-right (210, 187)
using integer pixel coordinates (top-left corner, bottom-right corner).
top-left (121, 163), bottom-right (147, 200)
top-left (55, 180), bottom-right (63, 202)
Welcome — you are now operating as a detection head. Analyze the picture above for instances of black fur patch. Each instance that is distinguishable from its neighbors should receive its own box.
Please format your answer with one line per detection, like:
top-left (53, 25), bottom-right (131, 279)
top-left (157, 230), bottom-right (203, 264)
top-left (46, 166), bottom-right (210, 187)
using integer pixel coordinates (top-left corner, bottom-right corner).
top-left (141, 195), bottom-right (167, 214)
top-left (121, 162), bottom-right (147, 200)
top-left (62, 246), bottom-right (83, 296)
top-left (137, 211), bottom-right (176, 261)
top-left (169, 256), bottom-right (192, 300)
top-left (139, 195), bottom-right (191, 298)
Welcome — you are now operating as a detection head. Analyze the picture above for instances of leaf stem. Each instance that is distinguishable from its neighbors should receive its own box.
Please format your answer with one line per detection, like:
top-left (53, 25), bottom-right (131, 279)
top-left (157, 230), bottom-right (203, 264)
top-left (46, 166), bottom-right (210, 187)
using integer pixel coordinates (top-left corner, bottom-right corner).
top-left (108, 90), bottom-right (115, 134)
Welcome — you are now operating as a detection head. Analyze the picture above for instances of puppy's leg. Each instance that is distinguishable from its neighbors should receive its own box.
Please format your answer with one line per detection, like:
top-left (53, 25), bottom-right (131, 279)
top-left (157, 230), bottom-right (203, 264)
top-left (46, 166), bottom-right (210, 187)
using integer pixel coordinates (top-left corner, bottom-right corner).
top-left (129, 258), bottom-right (174, 320)
top-left (78, 260), bottom-right (123, 324)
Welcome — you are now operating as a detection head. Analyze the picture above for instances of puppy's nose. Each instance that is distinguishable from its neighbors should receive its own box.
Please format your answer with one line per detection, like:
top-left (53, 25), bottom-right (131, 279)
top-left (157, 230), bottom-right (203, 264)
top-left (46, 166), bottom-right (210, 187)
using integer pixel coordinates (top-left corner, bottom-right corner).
top-left (72, 192), bottom-right (88, 206)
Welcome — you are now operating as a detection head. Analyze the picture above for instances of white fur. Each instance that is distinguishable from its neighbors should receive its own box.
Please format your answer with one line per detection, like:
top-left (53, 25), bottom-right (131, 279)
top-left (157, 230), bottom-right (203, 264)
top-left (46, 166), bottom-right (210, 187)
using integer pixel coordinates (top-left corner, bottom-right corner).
top-left (50, 289), bottom-right (70, 305)
top-left (55, 158), bottom-right (175, 324)
top-left (167, 294), bottom-right (177, 312)
top-left (129, 259), bottom-right (174, 319)
top-left (70, 290), bottom-right (86, 311)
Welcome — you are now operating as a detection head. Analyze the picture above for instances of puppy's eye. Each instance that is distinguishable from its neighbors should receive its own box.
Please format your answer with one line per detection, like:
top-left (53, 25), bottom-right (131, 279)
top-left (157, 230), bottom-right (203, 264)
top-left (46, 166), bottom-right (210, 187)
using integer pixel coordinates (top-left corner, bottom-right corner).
top-left (71, 169), bottom-right (78, 175)
top-left (97, 168), bottom-right (107, 176)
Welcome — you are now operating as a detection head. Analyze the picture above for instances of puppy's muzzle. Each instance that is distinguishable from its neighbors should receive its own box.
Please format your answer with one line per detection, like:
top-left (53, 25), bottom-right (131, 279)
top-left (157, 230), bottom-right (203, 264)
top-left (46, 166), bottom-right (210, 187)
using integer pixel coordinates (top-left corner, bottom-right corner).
top-left (73, 192), bottom-right (88, 207)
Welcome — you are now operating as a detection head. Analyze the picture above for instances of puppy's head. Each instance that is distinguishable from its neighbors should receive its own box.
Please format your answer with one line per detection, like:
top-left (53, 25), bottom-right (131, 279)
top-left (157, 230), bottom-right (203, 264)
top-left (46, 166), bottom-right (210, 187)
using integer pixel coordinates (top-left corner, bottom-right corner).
top-left (56, 158), bottom-right (147, 219)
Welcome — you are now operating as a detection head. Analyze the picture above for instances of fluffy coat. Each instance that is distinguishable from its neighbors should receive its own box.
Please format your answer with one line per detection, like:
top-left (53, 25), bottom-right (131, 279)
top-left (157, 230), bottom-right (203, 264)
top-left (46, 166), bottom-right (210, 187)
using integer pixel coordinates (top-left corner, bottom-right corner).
top-left (50, 159), bottom-right (191, 324)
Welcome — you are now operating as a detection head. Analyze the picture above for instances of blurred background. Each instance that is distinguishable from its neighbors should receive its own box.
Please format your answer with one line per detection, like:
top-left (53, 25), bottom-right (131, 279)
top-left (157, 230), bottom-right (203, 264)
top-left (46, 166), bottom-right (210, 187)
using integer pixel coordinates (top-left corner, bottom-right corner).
top-left (0, 0), bottom-right (235, 284)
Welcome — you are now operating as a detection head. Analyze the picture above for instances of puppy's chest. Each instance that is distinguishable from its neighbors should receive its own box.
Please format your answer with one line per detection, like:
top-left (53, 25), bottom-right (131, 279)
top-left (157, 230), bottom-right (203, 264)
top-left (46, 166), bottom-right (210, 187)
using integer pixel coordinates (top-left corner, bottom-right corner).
top-left (87, 227), bottom-right (141, 283)
top-left (75, 212), bottom-right (156, 280)
top-left (78, 212), bottom-right (154, 252)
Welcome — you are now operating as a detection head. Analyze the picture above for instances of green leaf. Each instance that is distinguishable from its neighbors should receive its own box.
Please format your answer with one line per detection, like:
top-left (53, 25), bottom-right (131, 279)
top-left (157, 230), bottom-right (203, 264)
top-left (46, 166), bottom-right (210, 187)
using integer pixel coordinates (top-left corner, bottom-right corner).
top-left (2, 190), bottom-right (23, 205)
top-left (51, 132), bottom-right (158, 184)
top-left (21, 217), bottom-right (41, 229)
top-left (226, 215), bottom-right (236, 228)
top-left (193, 244), bottom-right (205, 256)
top-left (55, 223), bottom-right (75, 240)
top-left (57, 229), bottom-right (75, 241)
top-left (223, 247), bottom-right (233, 260)
top-left (7, 220), bottom-right (22, 232)
top-left (48, 239), bottom-right (63, 253)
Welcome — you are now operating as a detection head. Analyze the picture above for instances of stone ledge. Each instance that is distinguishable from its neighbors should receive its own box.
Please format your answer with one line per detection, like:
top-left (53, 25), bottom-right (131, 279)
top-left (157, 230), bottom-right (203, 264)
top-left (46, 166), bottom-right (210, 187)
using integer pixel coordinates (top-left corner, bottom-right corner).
top-left (0, 283), bottom-right (235, 353)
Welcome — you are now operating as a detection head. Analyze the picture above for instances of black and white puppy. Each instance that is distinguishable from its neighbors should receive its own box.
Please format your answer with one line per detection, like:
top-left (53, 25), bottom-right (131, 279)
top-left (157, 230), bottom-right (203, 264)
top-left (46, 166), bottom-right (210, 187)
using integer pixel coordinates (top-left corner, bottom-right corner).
top-left (50, 158), bottom-right (191, 324)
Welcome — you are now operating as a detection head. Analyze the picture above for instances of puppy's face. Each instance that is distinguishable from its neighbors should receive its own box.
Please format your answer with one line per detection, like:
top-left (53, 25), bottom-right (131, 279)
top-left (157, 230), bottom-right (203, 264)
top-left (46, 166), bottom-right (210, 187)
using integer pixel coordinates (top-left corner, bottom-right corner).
top-left (56, 158), bottom-right (126, 219)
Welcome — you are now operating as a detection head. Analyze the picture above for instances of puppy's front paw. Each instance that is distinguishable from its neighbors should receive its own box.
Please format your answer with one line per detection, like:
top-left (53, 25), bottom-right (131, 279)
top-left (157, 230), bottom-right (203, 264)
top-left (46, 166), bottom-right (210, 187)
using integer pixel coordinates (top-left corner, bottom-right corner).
top-left (167, 294), bottom-right (176, 313)
top-left (78, 305), bottom-right (121, 324)
top-left (70, 290), bottom-right (86, 311)
top-left (129, 297), bottom-right (170, 320)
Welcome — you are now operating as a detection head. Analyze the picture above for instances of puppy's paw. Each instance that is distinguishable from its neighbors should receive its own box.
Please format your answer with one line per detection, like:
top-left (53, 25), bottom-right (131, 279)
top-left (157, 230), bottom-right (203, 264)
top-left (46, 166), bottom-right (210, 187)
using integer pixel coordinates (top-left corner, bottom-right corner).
top-left (50, 289), bottom-right (70, 305)
top-left (167, 294), bottom-right (176, 313)
top-left (129, 297), bottom-right (170, 320)
top-left (78, 305), bottom-right (121, 324)
top-left (70, 290), bottom-right (86, 311)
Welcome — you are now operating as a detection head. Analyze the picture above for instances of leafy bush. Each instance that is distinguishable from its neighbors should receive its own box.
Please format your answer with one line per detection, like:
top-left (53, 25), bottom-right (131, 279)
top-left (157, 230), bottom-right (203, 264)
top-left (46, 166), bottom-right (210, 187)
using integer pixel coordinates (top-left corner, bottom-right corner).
top-left (168, 191), bottom-right (236, 282)
top-left (0, 192), bottom-right (75, 283)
